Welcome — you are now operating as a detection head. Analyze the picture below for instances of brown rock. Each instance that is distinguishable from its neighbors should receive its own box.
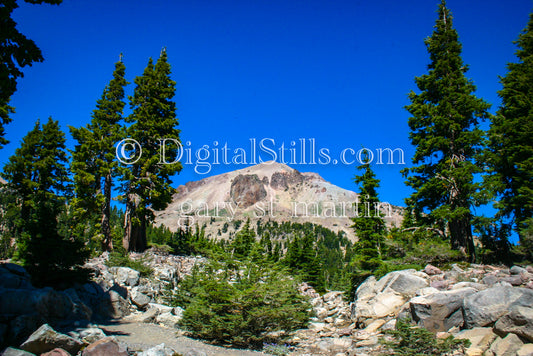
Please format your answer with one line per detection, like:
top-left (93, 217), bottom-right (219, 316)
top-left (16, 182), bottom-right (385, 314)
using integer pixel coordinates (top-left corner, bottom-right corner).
top-left (82, 337), bottom-right (128, 356)
top-left (455, 327), bottom-right (498, 356)
top-left (487, 333), bottom-right (523, 356)
top-left (41, 348), bottom-right (71, 356)
top-left (230, 174), bottom-right (267, 208)
top-left (424, 264), bottom-right (443, 276)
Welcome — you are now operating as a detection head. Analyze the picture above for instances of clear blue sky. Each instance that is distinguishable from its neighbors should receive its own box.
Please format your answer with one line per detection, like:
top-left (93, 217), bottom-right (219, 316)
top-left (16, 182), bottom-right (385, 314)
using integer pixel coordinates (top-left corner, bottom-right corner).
top-left (4, 0), bottom-right (532, 208)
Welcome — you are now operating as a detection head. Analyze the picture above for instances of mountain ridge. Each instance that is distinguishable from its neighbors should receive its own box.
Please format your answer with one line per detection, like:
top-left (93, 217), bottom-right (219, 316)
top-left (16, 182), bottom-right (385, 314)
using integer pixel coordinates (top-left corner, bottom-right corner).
top-left (155, 161), bottom-right (403, 241)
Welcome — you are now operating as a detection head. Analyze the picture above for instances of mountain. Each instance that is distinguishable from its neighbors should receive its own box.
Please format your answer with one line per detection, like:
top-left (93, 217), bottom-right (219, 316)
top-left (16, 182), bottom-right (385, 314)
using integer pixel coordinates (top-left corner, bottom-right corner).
top-left (155, 161), bottom-right (403, 241)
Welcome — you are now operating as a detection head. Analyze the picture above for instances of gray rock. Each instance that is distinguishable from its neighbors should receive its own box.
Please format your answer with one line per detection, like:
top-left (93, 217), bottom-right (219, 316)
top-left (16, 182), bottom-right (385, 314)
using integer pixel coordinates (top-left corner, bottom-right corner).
top-left (375, 270), bottom-right (428, 296)
top-left (511, 265), bottom-right (528, 275)
top-left (353, 270), bottom-right (428, 325)
top-left (1, 347), bottom-right (36, 356)
top-left (155, 311), bottom-right (181, 327)
top-left (109, 267), bottom-right (140, 287)
top-left (95, 290), bottom-right (130, 319)
top-left (77, 327), bottom-right (107, 344)
top-left (501, 275), bottom-right (524, 286)
top-left (463, 285), bottom-right (533, 328)
top-left (139, 307), bottom-right (160, 323)
top-left (19, 324), bottom-right (84, 355)
top-left (482, 275), bottom-right (499, 286)
top-left (494, 305), bottom-right (533, 342)
top-left (410, 287), bottom-right (477, 332)
top-left (137, 343), bottom-right (177, 356)
top-left (130, 289), bottom-right (151, 309)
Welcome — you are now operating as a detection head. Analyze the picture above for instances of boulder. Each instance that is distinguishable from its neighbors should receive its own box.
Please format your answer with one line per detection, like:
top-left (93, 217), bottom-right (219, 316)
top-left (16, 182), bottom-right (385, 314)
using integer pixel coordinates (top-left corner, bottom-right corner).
top-left (41, 348), bottom-right (71, 356)
top-left (130, 289), bottom-right (151, 309)
top-left (486, 333), bottom-right (523, 356)
top-left (424, 264), bottom-right (443, 276)
top-left (137, 343), bottom-right (177, 356)
top-left (511, 266), bottom-right (528, 275)
top-left (94, 290), bottom-right (130, 319)
top-left (353, 270), bottom-right (428, 326)
top-left (482, 275), bottom-right (500, 286)
top-left (19, 324), bottom-right (83, 355)
top-left (455, 327), bottom-right (498, 356)
top-left (1, 348), bottom-right (36, 356)
top-left (82, 336), bottom-right (128, 356)
top-left (139, 307), bottom-right (159, 323)
top-left (77, 327), bottom-right (107, 344)
top-left (494, 305), bottom-right (533, 342)
top-left (156, 312), bottom-right (181, 327)
top-left (109, 267), bottom-right (140, 287)
top-left (0, 264), bottom-right (32, 289)
top-left (463, 285), bottom-right (533, 328)
top-left (516, 343), bottom-right (533, 356)
top-left (374, 270), bottom-right (428, 296)
top-left (409, 287), bottom-right (477, 332)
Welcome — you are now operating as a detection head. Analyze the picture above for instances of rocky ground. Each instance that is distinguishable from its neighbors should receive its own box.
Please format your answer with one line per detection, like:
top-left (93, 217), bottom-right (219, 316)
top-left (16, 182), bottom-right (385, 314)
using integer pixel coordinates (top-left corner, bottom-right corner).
top-left (1, 249), bottom-right (533, 355)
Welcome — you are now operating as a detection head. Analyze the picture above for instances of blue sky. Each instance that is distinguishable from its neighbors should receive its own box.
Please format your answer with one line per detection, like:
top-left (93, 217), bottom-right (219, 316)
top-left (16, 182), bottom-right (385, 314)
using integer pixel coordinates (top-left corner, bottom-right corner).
top-left (4, 0), bottom-right (532, 209)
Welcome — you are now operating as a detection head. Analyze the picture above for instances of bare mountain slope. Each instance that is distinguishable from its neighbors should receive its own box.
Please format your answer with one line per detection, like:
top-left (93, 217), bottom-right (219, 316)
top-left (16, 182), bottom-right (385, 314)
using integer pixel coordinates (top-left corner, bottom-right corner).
top-left (155, 161), bottom-right (403, 241)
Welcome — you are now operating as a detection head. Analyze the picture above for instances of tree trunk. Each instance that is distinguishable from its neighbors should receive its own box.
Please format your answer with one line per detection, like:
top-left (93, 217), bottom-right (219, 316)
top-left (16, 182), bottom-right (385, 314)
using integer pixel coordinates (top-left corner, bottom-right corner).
top-left (449, 215), bottom-right (475, 262)
top-left (123, 194), bottom-right (147, 252)
top-left (101, 173), bottom-right (113, 251)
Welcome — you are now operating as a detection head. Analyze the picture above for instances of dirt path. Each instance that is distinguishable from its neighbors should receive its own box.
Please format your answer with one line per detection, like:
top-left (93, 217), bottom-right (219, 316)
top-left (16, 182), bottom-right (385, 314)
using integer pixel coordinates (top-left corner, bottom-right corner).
top-left (98, 316), bottom-right (267, 356)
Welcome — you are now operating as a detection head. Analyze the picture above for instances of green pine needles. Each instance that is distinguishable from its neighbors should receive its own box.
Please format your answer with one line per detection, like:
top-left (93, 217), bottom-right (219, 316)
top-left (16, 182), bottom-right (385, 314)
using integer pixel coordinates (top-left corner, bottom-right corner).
top-left (402, 0), bottom-right (491, 262)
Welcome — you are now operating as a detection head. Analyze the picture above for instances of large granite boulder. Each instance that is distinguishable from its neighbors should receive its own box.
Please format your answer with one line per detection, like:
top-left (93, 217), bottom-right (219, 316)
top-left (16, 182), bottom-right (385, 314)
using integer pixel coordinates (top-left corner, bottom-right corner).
top-left (19, 324), bottom-right (84, 355)
top-left (463, 285), bottom-right (533, 328)
top-left (494, 305), bottom-right (533, 342)
top-left (352, 270), bottom-right (428, 326)
top-left (409, 287), bottom-right (477, 332)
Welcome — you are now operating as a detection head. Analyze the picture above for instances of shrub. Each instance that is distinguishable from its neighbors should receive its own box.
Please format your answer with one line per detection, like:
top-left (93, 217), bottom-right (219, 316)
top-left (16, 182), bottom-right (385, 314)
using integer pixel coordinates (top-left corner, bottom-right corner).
top-left (176, 257), bottom-right (311, 349)
top-left (382, 318), bottom-right (470, 356)
top-left (106, 250), bottom-right (153, 277)
top-left (263, 343), bottom-right (291, 356)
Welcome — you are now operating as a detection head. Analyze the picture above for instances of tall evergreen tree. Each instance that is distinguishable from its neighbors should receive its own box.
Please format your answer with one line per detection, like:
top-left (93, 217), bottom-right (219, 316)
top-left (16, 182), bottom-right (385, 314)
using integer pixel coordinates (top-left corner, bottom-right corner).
top-left (402, 1), bottom-right (491, 261)
top-left (121, 49), bottom-right (182, 252)
top-left (1, 118), bottom-right (88, 287)
top-left (0, 0), bottom-right (62, 148)
top-left (351, 153), bottom-right (385, 271)
top-left (231, 218), bottom-right (255, 259)
top-left (70, 58), bottom-right (127, 251)
top-left (486, 13), bottom-right (533, 244)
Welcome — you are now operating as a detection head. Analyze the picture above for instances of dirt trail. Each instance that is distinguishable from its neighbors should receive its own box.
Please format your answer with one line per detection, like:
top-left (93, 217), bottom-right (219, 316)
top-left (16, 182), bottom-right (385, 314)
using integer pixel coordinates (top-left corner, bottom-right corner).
top-left (98, 316), bottom-right (267, 356)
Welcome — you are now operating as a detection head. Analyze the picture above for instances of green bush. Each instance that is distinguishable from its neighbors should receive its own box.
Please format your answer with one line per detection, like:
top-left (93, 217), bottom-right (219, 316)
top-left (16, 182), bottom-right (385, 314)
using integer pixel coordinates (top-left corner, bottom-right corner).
top-left (382, 318), bottom-right (470, 356)
top-left (175, 257), bottom-right (311, 349)
top-left (106, 250), bottom-right (153, 277)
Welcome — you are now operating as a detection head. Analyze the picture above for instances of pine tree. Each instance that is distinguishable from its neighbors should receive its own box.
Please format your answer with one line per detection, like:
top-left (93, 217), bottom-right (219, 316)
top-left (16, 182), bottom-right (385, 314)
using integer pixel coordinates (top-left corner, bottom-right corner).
top-left (402, 1), bottom-right (491, 261)
top-left (231, 218), bottom-right (255, 259)
top-left (0, 0), bottom-right (62, 148)
top-left (70, 58), bottom-right (127, 251)
top-left (121, 49), bottom-right (182, 252)
top-left (351, 153), bottom-right (386, 271)
top-left (2, 118), bottom-right (88, 287)
top-left (486, 13), bottom-right (533, 245)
